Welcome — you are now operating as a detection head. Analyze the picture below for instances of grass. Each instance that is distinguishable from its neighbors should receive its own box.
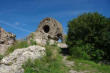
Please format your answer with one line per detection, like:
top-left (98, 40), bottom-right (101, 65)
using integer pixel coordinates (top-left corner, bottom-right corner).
top-left (22, 43), bottom-right (110, 73)
top-left (3, 38), bottom-right (110, 73)
top-left (0, 54), bottom-right (3, 60)
top-left (71, 59), bottom-right (110, 73)
top-left (22, 45), bottom-right (69, 73)
top-left (5, 40), bottom-right (29, 55)
top-left (5, 39), bottom-right (37, 55)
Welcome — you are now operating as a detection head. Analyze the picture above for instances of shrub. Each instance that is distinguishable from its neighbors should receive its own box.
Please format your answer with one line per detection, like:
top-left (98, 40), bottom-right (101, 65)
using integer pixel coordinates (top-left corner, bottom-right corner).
top-left (69, 40), bottom-right (92, 60)
top-left (67, 12), bottom-right (110, 61)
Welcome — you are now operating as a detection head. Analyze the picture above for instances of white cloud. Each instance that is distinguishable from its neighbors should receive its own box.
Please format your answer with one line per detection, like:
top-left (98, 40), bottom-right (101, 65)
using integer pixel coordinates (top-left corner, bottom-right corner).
top-left (15, 22), bottom-right (20, 26)
top-left (0, 21), bottom-right (31, 33)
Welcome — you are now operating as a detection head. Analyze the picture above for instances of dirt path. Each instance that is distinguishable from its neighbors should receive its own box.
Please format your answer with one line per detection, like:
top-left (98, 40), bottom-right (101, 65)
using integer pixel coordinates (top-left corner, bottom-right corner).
top-left (63, 56), bottom-right (88, 73)
top-left (61, 48), bottom-right (88, 73)
top-left (63, 56), bottom-right (78, 73)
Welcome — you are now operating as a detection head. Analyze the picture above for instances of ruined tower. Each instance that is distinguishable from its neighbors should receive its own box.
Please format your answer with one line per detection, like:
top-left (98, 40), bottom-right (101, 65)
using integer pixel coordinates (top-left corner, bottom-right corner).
top-left (28, 17), bottom-right (65, 45)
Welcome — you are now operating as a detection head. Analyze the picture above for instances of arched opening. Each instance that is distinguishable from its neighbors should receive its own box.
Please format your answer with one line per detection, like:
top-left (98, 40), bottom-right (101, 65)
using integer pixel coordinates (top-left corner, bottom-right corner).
top-left (43, 25), bottom-right (50, 33)
top-left (57, 33), bottom-right (62, 42)
top-left (58, 39), bottom-right (62, 43)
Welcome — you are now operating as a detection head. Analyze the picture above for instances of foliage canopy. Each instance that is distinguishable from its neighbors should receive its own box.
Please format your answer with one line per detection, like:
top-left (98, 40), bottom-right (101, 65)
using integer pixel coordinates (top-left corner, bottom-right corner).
top-left (67, 12), bottom-right (110, 61)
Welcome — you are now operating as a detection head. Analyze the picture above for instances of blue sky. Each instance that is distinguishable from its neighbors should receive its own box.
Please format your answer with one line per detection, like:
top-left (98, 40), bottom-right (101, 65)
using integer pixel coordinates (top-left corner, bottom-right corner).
top-left (0, 0), bottom-right (110, 39)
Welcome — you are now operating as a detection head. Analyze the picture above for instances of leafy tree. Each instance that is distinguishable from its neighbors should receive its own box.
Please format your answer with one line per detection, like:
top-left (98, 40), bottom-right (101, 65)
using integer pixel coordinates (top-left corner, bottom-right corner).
top-left (67, 12), bottom-right (110, 61)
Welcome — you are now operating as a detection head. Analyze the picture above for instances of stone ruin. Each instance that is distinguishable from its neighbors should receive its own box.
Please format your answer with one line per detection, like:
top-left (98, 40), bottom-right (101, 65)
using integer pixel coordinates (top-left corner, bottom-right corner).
top-left (0, 17), bottom-right (67, 55)
top-left (27, 17), bottom-right (66, 46)
top-left (0, 27), bottom-right (16, 55)
top-left (0, 17), bottom-right (67, 73)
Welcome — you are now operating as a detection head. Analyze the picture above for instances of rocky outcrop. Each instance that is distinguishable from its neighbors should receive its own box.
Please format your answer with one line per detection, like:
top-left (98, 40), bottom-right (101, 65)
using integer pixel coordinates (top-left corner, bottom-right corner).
top-left (0, 27), bottom-right (16, 45)
top-left (27, 17), bottom-right (65, 46)
top-left (0, 45), bottom-right (45, 73)
top-left (0, 27), bottom-right (16, 55)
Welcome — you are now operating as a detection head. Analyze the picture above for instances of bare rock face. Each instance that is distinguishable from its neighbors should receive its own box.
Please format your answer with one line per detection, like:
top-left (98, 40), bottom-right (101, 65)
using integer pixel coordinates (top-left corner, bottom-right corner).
top-left (27, 17), bottom-right (65, 46)
top-left (0, 27), bottom-right (16, 55)
top-left (0, 45), bottom-right (45, 73)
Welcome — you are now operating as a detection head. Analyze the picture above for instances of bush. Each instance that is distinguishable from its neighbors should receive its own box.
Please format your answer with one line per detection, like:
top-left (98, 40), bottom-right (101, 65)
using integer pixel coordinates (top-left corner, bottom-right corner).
top-left (67, 12), bottom-right (110, 61)
top-left (23, 45), bottom-right (69, 73)
top-left (69, 40), bottom-right (92, 60)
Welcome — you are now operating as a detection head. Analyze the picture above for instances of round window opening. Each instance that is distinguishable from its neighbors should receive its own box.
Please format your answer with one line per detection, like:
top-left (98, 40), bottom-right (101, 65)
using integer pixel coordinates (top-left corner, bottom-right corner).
top-left (43, 25), bottom-right (50, 33)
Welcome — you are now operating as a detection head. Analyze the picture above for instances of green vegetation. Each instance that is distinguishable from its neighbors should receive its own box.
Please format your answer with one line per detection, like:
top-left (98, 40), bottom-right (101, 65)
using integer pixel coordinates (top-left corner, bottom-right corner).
top-left (67, 12), bottom-right (110, 62)
top-left (27, 33), bottom-right (37, 45)
top-left (5, 39), bottom-right (37, 55)
top-left (66, 12), bottom-right (110, 73)
top-left (0, 54), bottom-right (3, 60)
top-left (2, 12), bottom-right (110, 73)
top-left (5, 41), bottom-right (29, 55)
top-left (30, 39), bottom-right (37, 45)
top-left (22, 45), bottom-right (69, 73)
top-left (72, 59), bottom-right (110, 73)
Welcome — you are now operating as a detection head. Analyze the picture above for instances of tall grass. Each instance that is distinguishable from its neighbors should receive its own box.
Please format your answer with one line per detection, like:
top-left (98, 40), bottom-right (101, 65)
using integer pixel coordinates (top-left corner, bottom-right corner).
top-left (5, 41), bottom-right (29, 55)
top-left (5, 38), bottom-right (37, 55)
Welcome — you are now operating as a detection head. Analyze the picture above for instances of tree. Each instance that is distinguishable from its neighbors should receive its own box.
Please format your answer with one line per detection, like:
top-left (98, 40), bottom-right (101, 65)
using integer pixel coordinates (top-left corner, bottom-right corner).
top-left (67, 12), bottom-right (110, 61)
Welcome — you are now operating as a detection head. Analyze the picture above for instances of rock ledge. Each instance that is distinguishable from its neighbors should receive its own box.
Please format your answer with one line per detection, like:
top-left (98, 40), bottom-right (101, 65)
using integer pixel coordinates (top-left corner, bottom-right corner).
top-left (0, 45), bottom-right (45, 73)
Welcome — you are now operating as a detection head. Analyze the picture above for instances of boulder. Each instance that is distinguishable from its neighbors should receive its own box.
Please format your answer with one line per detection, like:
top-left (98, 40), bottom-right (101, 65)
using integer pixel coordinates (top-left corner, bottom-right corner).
top-left (0, 45), bottom-right (45, 73)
